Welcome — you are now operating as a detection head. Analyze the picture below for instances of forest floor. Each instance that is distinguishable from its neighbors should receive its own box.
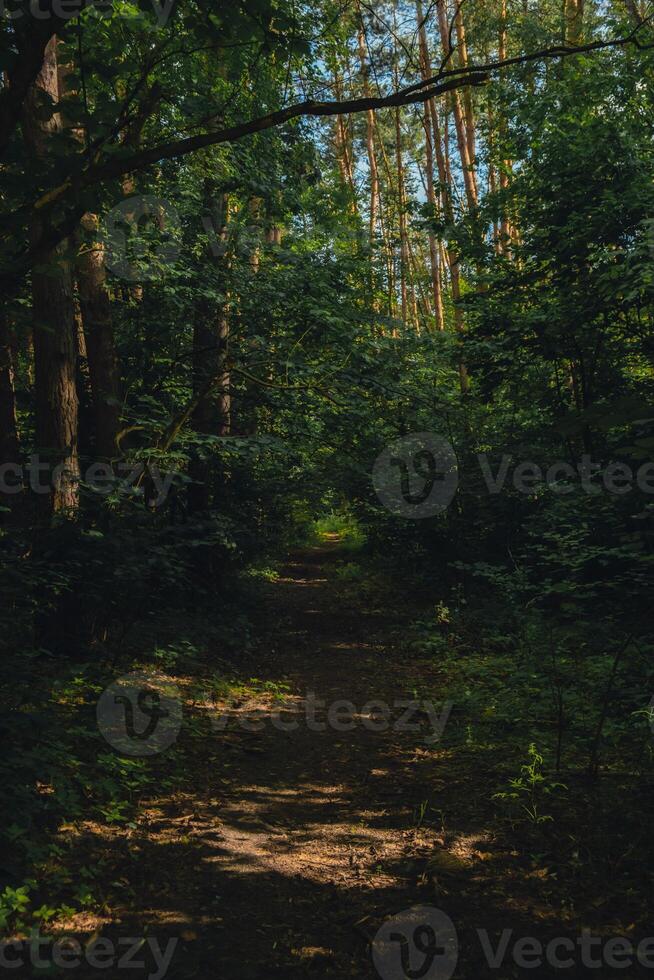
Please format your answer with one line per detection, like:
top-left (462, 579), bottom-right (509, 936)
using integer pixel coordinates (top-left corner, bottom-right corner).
top-left (38, 537), bottom-right (651, 979)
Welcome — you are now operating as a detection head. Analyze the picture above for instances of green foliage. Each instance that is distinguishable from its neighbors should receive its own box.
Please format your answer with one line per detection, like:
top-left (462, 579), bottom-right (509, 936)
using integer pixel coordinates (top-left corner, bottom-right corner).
top-left (493, 744), bottom-right (568, 826)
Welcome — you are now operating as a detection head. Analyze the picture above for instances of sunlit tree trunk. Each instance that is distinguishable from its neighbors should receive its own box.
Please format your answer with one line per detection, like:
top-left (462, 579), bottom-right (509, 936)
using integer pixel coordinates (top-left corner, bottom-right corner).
top-left (440, 127), bottom-right (469, 389)
top-left (391, 20), bottom-right (415, 329)
top-left (436, 0), bottom-right (478, 210)
top-left (357, 15), bottom-right (380, 243)
top-left (498, 0), bottom-right (513, 250)
top-left (454, 4), bottom-right (477, 178)
top-left (564, 0), bottom-right (584, 42)
top-left (419, 4), bottom-right (467, 384)
top-left (394, 104), bottom-right (410, 326)
top-left (417, 0), bottom-right (445, 331)
top-left (333, 67), bottom-right (358, 207)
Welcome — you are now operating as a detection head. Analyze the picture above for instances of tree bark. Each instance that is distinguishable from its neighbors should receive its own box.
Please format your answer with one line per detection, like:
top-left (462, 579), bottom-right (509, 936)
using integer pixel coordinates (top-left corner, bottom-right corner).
top-left (564, 0), bottom-right (584, 43)
top-left (417, 0), bottom-right (445, 331)
top-left (357, 14), bottom-right (380, 243)
top-left (76, 214), bottom-right (122, 460)
top-left (23, 37), bottom-right (79, 516)
top-left (436, 0), bottom-right (478, 210)
top-left (394, 104), bottom-right (410, 327)
top-left (498, 0), bottom-right (513, 249)
top-left (454, 4), bottom-right (477, 176)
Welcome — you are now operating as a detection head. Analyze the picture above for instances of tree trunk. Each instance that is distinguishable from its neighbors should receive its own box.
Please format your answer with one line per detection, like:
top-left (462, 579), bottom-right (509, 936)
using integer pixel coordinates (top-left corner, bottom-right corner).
top-left (392, 21), bottom-right (414, 330)
top-left (420, 4), bottom-right (468, 382)
top-left (498, 0), bottom-right (513, 250)
top-left (564, 0), bottom-right (584, 42)
top-left (436, 0), bottom-right (478, 210)
top-left (76, 214), bottom-right (121, 460)
top-left (417, 0), bottom-right (445, 331)
top-left (23, 37), bottom-right (79, 516)
top-left (188, 191), bottom-right (232, 514)
top-left (394, 104), bottom-right (410, 326)
top-left (333, 68), bottom-right (358, 208)
top-left (357, 15), bottom-right (380, 244)
top-left (454, 4), bottom-right (477, 174)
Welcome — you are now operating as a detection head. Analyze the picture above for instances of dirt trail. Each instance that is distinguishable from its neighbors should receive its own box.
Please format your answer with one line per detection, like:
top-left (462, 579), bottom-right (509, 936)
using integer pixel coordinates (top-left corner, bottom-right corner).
top-left (88, 542), bottom-right (488, 979)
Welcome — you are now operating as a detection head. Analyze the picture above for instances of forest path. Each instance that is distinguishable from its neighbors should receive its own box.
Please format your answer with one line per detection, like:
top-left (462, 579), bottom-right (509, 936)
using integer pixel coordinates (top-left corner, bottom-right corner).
top-left (92, 539), bottom-right (497, 980)
top-left (171, 539), bottom-right (454, 978)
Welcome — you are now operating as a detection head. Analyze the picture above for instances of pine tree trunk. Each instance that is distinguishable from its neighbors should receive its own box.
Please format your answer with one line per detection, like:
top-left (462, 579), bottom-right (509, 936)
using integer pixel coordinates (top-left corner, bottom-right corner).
top-left (498, 0), bottom-right (513, 249)
top-left (23, 37), bottom-right (79, 516)
top-left (436, 0), bottom-right (478, 210)
top-left (394, 104), bottom-right (410, 326)
top-left (76, 214), bottom-right (121, 460)
top-left (454, 5), bottom-right (477, 174)
top-left (333, 68), bottom-right (358, 207)
top-left (564, 0), bottom-right (584, 42)
top-left (417, 0), bottom-right (445, 331)
top-left (357, 16), bottom-right (380, 243)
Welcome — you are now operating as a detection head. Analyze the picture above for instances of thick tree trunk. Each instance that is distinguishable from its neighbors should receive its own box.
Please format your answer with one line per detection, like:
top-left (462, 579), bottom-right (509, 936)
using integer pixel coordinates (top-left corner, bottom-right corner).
top-left (23, 37), bottom-right (79, 516)
top-left (76, 214), bottom-right (121, 460)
